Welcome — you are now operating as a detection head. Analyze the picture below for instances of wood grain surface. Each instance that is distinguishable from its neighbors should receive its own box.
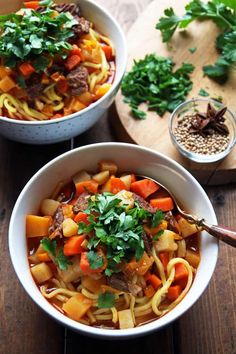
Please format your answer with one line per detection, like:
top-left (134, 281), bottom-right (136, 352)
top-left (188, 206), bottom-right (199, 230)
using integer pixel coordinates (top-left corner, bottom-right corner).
top-left (0, 1), bottom-right (235, 354)
top-left (114, 0), bottom-right (236, 185)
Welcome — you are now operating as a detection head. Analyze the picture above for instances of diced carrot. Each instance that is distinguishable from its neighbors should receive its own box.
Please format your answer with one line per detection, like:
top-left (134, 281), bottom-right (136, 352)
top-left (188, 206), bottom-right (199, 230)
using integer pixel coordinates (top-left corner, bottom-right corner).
top-left (175, 277), bottom-right (188, 289)
top-left (130, 179), bottom-right (160, 199)
top-left (75, 180), bottom-right (98, 196)
top-left (150, 197), bottom-right (174, 212)
top-left (64, 235), bottom-right (85, 256)
top-left (69, 44), bottom-right (82, 57)
top-left (65, 55), bottom-right (81, 71)
top-left (56, 79), bottom-right (68, 93)
top-left (95, 83), bottom-right (112, 99)
top-left (51, 72), bottom-right (65, 82)
top-left (159, 251), bottom-right (169, 271)
top-left (80, 252), bottom-right (103, 274)
top-left (167, 285), bottom-right (182, 301)
top-left (19, 62), bottom-right (35, 76)
top-left (144, 284), bottom-right (155, 298)
top-left (0, 66), bottom-right (12, 79)
top-left (174, 263), bottom-right (189, 282)
top-left (24, 1), bottom-right (39, 9)
top-left (0, 76), bottom-right (16, 92)
top-left (102, 45), bottom-right (113, 61)
top-left (37, 252), bottom-right (51, 262)
top-left (51, 114), bottom-right (63, 119)
top-left (41, 73), bottom-right (50, 84)
top-left (74, 212), bottom-right (90, 225)
top-left (145, 273), bottom-right (162, 290)
top-left (110, 177), bottom-right (127, 194)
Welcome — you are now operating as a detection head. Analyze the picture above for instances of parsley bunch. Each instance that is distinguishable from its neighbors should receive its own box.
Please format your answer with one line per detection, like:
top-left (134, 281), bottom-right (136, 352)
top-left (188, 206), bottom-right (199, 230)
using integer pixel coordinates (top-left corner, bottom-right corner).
top-left (121, 54), bottom-right (194, 119)
top-left (78, 193), bottom-right (164, 275)
top-left (156, 0), bottom-right (236, 81)
top-left (0, 6), bottom-right (77, 69)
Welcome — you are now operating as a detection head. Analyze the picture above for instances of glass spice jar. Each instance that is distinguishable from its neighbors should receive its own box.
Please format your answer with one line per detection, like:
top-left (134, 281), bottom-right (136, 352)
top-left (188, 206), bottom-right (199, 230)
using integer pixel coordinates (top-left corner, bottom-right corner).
top-left (169, 98), bottom-right (236, 163)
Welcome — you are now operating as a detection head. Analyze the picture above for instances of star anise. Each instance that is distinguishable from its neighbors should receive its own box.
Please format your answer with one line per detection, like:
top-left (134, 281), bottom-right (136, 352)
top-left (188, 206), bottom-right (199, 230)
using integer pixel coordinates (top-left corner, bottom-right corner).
top-left (189, 103), bottom-right (229, 136)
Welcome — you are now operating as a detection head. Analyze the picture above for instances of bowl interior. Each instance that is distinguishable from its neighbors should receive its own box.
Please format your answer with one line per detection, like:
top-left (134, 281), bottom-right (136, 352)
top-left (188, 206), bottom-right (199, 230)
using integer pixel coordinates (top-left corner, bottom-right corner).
top-left (9, 143), bottom-right (218, 338)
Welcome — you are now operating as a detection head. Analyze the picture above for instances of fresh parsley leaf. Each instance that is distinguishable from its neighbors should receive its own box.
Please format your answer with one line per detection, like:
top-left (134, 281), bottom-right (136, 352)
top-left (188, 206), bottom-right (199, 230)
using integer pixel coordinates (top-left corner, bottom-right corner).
top-left (41, 237), bottom-right (56, 257)
top-left (198, 88), bottom-right (210, 97)
top-left (98, 292), bottom-right (115, 308)
top-left (121, 54), bottom-right (194, 118)
top-left (152, 210), bottom-right (164, 228)
top-left (189, 47), bottom-right (197, 53)
top-left (41, 237), bottom-right (71, 270)
top-left (87, 250), bottom-right (104, 269)
top-left (33, 56), bottom-right (50, 72)
top-left (156, 0), bottom-right (236, 81)
top-left (153, 229), bottom-right (164, 241)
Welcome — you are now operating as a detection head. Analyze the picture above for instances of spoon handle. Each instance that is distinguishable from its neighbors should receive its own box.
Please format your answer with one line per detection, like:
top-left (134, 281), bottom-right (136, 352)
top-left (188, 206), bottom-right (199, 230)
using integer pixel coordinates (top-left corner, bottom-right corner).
top-left (202, 221), bottom-right (236, 247)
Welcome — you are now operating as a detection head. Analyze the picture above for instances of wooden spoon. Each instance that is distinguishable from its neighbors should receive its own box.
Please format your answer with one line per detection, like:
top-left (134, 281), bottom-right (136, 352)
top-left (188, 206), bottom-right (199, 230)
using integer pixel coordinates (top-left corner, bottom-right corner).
top-left (140, 175), bottom-right (236, 247)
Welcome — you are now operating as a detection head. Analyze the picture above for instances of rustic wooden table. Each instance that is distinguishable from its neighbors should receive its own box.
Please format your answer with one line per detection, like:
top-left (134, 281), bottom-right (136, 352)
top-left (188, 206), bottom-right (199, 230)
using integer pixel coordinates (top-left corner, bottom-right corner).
top-left (0, 1), bottom-right (236, 353)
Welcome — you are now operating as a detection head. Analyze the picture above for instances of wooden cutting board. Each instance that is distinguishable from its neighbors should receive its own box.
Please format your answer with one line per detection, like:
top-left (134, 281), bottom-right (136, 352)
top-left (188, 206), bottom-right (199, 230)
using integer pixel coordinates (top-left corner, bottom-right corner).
top-left (114, 0), bottom-right (236, 185)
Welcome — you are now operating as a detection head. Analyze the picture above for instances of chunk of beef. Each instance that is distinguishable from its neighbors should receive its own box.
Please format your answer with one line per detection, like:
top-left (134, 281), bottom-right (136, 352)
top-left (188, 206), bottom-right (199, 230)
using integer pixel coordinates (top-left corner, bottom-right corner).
top-left (67, 66), bottom-right (88, 96)
top-left (108, 273), bottom-right (142, 296)
top-left (48, 206), bottom-right (64, 237)
top-left (53, 3), bottom-right (81, 16)
top-left (26, 74), bottom-right (44, 99)
top-left (73, 16), bottom-right (90, 37)
top-left (141, 232), bottom-right (152, 256)
top-left (132, 193), bottom-right (156, 214)
top-left (72, 192), bottom-right (89, 214)
top-left (165, 211), bottom-right (179, 233)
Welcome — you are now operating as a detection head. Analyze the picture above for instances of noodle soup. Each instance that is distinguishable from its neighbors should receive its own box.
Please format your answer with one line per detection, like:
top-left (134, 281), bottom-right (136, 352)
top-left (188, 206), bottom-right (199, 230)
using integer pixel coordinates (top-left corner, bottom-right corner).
top-left (0, 1), bottom-right (115, 121)
top-left (26, 160), bottom-right (200, 329)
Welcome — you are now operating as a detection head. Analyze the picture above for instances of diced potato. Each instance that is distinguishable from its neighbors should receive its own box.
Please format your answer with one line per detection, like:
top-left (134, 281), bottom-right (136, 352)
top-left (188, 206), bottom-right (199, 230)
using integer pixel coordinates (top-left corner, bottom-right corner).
top-left (35, 243), bottom-right (45, 255)
top-left (26, 215), bottom-right (51, 238)
top-left (92, 170), bottom-right (110, 185)
top-left (118, 309), bottom-right (134, 329)
top-left (31, 262), bottom-right (53, 284)
top-left (155, 230), bottom-right (178, 252)
top-left (40, 199), bottom-right (60, 216)
top-left (120, 175), bottom-right (132, 190)
top-left (58, 256), bottom-right (83, 283)
top-left (62, 218), bottom-right (78, 237)
top-left (72, 170), bottom-right (91, 185)
top-left (177, 239), bottom-right (186, 258)
top-left (81, 276), bottom-right (106, 294)
top-left (98, 160), bottom-right (118, 175)
top-left (0, 75), bottom-right (16, 92)
top-left (185, 250), bottom-right (200, 268)
top-left (177, 217), bottom-right (199, 238)
top-left (62, 293), bottom-right (93, 321)
top-left (0, 66), bottom-right (12, 79)
top-left (116, 190), bottom-right (134, 210)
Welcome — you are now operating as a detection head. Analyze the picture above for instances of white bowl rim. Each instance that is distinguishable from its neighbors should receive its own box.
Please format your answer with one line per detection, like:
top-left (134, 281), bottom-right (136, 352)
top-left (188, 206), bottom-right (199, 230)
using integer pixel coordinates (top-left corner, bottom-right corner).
top-left (9, 142), bottom-right (218, 338)
top-left (0, 0), bottom-right (127, 126)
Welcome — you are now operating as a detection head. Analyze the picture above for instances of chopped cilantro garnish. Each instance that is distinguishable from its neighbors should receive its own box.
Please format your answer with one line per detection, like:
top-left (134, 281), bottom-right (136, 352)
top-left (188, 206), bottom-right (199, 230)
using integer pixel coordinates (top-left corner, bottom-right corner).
top-left (153, 229), bottom-right (164, 241)
top-left (78, 193), bottom-right (164, 275)
top-left (189, 47), bottom-right (197, 54)
top-left (41, 237), bottom-right (71, 270)
top-left (121, 54), bottom-right (194, 119)
top-left (98, 292), bottom-right (115, 308)
top-left (198, 88), bottom-right (210, 97)
top-left (0, 6), bottom-right (77, 69)
top-left (87, 250), bottom-right (104, 269)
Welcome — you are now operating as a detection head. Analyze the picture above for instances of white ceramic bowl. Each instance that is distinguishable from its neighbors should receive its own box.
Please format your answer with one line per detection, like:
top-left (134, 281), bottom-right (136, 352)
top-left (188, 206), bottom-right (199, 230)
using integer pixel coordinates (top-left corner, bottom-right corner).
top-left (0, 0), bottom-right (127, 144)
top-left (9, 143), bottom-right (218, 338)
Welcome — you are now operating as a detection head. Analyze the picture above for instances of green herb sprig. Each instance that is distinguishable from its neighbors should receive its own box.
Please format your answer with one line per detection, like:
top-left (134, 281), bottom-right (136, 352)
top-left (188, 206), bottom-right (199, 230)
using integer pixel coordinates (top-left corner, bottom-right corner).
top-left (156, 0), bottom-right (236, 81)
top-left (78, 192), bottom-right (164, 275)
top-left (121, 54), bottom-right (194, 119)
top-left (0, 6), bottom-right (77, 69)
top-left (41, 237), bottom-right (71, 270)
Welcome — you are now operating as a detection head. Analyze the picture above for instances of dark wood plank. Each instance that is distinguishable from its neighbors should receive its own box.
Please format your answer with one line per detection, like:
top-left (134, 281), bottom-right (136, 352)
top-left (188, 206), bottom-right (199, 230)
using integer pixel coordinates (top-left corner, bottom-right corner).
top-left (0, 137), bottom-right (71, 354)
top-left (177, 184), bottom-right (236, 354)
top-left (65, 326), bottom-right (175, 354)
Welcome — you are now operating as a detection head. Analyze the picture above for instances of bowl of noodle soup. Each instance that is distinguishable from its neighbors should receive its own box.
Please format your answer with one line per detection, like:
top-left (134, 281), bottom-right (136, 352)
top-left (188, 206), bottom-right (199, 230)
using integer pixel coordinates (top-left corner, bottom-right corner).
top-left (9, 143), bottom-right (218, 338)
top-left (0, 0), bottom-right (127, 144)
